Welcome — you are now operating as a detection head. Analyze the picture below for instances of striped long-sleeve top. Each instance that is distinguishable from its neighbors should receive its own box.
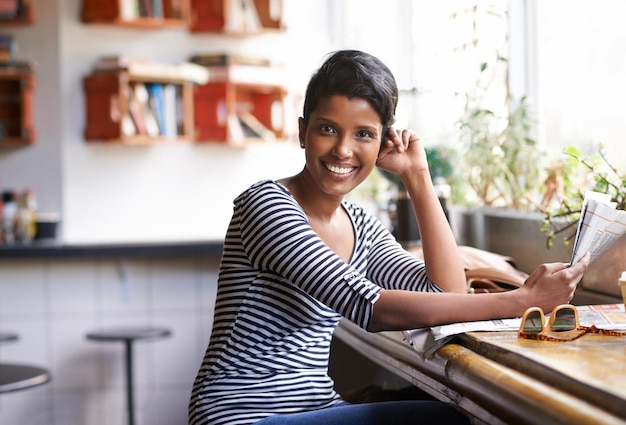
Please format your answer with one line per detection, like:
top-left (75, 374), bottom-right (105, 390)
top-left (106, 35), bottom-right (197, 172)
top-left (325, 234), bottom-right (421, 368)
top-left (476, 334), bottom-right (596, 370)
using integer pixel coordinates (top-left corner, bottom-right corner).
top-left (188, 180), bottom-right (443, 425)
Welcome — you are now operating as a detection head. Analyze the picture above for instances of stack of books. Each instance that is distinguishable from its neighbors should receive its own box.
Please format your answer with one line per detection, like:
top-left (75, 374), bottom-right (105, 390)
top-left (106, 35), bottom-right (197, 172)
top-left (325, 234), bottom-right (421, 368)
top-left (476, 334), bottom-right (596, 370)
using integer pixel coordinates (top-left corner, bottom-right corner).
top-left (0, 34), bottom-right (14, 63)
top-left (0, 34), bottom-right (33, 70)
top-left (189, 53), bottom-right (283, 85)
top-left (94, 55), bottom-right (209, 85)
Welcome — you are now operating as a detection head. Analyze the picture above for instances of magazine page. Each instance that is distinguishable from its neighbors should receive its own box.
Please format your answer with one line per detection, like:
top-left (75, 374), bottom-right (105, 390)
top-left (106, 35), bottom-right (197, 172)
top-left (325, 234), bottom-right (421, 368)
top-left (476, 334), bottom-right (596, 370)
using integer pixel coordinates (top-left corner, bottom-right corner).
top-left (570, 191), bottom-right (612, 265)
top-left (427, 304), bottom-right (626, 341)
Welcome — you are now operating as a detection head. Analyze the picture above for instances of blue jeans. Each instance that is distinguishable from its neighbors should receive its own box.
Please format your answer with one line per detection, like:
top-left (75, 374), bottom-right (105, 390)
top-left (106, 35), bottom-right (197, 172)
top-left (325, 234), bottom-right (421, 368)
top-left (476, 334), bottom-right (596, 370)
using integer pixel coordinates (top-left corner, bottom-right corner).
top-left (253, 401), bottom-right (470, 425)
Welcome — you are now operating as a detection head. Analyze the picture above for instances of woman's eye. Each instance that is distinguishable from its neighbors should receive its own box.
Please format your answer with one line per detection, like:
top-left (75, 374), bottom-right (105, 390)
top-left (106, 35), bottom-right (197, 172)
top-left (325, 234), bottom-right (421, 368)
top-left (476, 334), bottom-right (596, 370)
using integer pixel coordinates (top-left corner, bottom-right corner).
top-left (320, 125), bottom-right (335, 134)
top-left (356, 130), bottom-right (374, 139)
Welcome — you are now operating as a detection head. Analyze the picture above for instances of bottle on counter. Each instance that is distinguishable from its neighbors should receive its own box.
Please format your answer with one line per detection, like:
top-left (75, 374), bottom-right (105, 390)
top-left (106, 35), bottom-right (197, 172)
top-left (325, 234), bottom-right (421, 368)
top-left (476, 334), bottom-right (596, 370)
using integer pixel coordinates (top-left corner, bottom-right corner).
top-left (0, 191), bottom-right (3, 245)
top-left (1, 190), bottom-right (17, 245)
top-left (16, 188), bottom-right (37, 243)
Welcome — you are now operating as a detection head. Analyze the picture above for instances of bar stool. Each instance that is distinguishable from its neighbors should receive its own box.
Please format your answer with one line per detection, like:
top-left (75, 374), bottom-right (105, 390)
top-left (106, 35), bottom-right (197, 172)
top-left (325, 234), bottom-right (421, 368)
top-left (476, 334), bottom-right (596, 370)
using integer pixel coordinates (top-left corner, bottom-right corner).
top-left (0, 332), bottom-right (19, 344)
top-left (0, 363), bottom-right (50, 393)
top-left (86, 327), bottom-right (171, 425)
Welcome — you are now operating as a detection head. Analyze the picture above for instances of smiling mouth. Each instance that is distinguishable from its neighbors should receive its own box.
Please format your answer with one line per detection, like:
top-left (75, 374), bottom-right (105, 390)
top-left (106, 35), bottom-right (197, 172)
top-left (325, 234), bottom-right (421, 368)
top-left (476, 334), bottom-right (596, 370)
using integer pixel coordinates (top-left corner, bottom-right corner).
top-left (325, 163), bottom-right (356, 175)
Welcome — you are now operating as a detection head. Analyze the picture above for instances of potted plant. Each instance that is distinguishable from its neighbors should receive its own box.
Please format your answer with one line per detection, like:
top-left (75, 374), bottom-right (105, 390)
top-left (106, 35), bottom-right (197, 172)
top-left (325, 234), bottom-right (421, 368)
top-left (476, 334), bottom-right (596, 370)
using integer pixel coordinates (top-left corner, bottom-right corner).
top-left (541, 145), bottom-right (626, 247)
top-left (377, 145), bottom-right (455, 247)
top-left (439, 4), bottom-right (576, 272)
top-left (540, 145), bottom-right (626, 303)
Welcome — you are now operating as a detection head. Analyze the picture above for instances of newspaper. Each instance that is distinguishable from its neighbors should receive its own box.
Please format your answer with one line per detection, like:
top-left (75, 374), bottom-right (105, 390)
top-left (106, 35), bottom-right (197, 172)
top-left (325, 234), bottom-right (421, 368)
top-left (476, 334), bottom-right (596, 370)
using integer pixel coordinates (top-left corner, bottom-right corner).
top-left (570, 191), bottom-right (626, 265)
top-left (427, 304), bottom-right (626, 342)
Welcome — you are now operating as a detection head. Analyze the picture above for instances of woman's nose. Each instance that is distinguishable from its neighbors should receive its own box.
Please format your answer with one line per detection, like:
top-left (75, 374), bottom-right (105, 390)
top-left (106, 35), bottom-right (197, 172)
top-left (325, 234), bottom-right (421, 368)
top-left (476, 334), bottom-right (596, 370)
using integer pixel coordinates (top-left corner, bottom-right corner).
top-left (332, 136), bottom-right (353, 158)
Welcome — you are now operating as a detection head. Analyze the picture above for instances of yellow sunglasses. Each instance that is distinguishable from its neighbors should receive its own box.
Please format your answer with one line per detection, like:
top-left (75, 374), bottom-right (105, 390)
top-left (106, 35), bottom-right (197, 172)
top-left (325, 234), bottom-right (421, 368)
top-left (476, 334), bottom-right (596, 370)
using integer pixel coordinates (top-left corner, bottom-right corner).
top-left (518, 304), bottom-right (626, 342)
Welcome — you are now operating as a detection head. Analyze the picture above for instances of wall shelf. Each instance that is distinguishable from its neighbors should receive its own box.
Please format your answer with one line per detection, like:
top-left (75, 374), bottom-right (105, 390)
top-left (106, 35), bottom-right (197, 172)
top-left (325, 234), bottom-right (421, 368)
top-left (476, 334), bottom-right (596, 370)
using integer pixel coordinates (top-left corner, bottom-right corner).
top-left (0, 67), bottom-right (35, 146)
top-left (81, 0), bottom-right (191, 29)
top-left (0, 0), bottom-right (34, 25)
top-left (83, 69), bottom-right (196, 144)
top-left (193, 65), bottom-right (288, 145)
top-left (190, 0), bottom-right (284, 35)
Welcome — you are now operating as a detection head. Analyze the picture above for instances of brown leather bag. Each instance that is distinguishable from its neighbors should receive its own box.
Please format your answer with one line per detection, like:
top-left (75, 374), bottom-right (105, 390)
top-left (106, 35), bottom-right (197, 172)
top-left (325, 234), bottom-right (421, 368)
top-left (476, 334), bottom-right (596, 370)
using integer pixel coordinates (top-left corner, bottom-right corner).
top-left (408, 245), bottom-right (528, 293)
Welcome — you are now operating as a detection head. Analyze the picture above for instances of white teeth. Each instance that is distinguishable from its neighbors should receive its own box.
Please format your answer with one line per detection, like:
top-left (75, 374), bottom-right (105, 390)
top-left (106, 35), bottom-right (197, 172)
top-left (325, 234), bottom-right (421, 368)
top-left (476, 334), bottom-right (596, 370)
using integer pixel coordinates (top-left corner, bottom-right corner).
top-left (326, 164), bottom-right (353, 174)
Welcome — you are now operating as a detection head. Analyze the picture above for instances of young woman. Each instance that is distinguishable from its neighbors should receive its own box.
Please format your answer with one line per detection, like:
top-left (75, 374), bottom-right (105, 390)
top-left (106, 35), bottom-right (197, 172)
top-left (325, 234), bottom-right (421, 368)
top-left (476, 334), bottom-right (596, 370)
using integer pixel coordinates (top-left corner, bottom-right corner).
top-left (188, 50), bottom-right (589, 425)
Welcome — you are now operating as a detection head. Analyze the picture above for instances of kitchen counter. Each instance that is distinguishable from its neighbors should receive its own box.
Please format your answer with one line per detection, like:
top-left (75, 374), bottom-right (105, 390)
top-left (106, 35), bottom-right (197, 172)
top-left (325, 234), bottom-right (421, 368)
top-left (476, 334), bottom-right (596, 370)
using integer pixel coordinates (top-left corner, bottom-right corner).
top-left (0, 240), bottom-right (223, 259)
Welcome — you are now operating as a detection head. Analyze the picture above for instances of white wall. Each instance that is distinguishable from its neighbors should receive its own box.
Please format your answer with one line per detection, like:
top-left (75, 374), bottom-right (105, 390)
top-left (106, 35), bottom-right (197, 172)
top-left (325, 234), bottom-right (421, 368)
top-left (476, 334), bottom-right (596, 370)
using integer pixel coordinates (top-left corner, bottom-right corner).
top-left (1, 0), bottom-right (335, 243)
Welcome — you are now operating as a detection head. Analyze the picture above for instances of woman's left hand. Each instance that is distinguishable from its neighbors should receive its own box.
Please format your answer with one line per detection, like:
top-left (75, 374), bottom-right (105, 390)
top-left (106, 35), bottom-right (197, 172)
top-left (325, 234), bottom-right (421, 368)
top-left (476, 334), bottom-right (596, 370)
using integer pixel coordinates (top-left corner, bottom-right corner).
top-left (375, 127), bottom-right (429, 180)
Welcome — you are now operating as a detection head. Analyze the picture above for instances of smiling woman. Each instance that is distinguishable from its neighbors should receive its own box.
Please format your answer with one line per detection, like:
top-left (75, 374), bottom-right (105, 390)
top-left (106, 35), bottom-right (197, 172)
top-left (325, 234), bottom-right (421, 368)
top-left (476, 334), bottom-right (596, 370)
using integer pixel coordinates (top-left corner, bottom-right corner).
top-left (187, 49), bottom-right (588, 425)
top-left (188, 49), bottom-right (471, 425)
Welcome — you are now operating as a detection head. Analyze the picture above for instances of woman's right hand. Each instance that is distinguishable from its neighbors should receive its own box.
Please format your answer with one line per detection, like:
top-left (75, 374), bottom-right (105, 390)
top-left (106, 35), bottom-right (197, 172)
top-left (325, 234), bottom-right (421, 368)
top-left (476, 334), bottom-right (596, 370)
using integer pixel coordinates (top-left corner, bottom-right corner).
top-left (520, 252), bottom-right (590, 312)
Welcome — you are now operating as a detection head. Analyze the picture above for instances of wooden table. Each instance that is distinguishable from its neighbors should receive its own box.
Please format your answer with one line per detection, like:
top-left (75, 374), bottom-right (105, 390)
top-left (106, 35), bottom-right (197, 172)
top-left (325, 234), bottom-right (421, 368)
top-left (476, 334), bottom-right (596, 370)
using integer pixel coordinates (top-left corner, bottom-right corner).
top-left (333, 319), bottom-right (626, 425)
top-left (0, 364), bottom-right (50, 393)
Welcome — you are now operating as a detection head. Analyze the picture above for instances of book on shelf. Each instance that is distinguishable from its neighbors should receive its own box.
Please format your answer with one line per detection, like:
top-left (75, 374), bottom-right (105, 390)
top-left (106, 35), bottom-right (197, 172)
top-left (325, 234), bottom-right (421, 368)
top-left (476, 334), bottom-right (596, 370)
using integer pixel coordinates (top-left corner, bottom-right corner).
top-left (127, 85), bottom-right (147, 135)
top-left (120, 0), bottom-right (139, 21)
top-left (189, 53), bottom-right (272, 68)
top-left (226, 112), bottom-right (245, 143)
top-left (162, 84), bottom-right (178, 137)
top-left (226, 0), bottom-right (262, 32)
top-left (241, 0), bottom-right (262, 31)
top-left (145, 83), bottom-right (167, 136)
top-left (118, 0), bottom-right (164, 20)
top-left (122, 82), bottom-right (180, 138)
top-left (0, 34), bottom-right (15, 62)
top-left (121, 112), bottom-right (136, 137)
top-left (570, 190), bottom-right (626, 265)
top-left (238, 111), bottom-right (275, 141)
top-left (0, 60), bottom-right (35, 72)
top-left (138, 0), bottom-right (154, 18)
top-left (202, 64), bottom-right (285, 86)
top-left (127, 62), bottom-right (209, 85)
top-left (94, 56), bottom-right (209, 85)
top-left (94, 55), bottom-right (151, 71)
top-left (132, 83), bottom-right (160, 137)
top-left (115, 84), bottom-right (136, 137)
top-left (151, 0), bottom-right (164, 19)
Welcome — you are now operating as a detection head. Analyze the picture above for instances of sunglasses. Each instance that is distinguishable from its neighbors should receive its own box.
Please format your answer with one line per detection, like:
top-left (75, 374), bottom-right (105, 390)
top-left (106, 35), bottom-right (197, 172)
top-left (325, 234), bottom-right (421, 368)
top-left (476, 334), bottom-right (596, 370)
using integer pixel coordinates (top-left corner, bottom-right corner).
top-left (518, 304), bottom-right (626, 342)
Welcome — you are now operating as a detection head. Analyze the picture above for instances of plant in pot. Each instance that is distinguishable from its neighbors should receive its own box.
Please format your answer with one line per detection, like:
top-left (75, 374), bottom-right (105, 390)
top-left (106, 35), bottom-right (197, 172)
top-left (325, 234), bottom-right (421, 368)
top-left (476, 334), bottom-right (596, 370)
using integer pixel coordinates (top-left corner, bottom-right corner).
top-left (377, 145), bottom-right (455, 247)
top-left (440, 1), bottom-right (567, 272)
top-left (452, 72), bottom-right (546, 212)
top-left (540, 145), bottom-right (626, 248)
top-left (540, 144), bottom-right (626, 304)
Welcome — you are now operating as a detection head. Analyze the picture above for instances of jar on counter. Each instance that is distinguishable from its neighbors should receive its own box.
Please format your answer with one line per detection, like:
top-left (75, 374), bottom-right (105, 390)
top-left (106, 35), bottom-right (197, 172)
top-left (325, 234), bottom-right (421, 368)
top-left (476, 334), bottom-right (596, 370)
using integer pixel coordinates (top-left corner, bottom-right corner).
top-left (1, 190), bottom-right (17, 244)
top-left (16, 188), bottom-right (37, 243)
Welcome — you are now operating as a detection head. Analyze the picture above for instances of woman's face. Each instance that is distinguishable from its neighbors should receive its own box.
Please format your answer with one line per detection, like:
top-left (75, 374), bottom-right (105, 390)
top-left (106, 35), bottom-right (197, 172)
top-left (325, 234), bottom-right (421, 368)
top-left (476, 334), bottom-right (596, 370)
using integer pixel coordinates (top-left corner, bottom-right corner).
top-left (299, 95), bottom-right (383, 198)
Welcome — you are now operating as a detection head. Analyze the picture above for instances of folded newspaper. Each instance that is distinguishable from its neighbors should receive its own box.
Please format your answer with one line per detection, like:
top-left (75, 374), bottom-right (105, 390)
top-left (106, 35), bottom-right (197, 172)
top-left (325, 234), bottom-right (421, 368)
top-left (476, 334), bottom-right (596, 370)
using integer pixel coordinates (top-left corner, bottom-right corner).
top-left (570, 190), bottom-right (626, 265)
top-left (425, 304), bottom-right (626, 342)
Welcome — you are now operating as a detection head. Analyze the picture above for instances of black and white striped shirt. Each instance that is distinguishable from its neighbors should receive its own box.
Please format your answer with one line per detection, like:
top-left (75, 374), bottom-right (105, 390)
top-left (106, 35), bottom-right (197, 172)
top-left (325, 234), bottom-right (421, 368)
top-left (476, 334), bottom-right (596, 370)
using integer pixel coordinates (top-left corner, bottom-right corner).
top-left (188, 180), bottom-right (441, 425)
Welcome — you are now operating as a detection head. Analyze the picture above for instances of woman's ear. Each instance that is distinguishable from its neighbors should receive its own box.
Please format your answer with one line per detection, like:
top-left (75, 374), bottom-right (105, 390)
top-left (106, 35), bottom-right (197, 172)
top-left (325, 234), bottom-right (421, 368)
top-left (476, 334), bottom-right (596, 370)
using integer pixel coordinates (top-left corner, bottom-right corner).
top-left (298, 117), bottom-right (306, 148)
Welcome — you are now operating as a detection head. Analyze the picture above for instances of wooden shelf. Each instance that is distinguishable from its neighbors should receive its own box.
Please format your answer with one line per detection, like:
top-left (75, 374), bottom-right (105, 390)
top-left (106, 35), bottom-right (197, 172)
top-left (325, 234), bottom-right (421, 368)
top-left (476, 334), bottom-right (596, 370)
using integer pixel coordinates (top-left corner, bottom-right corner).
top-left (83, 69), bottom-right (195, 144)
top-left (0, 0), bottom-right (34, 25)
top-left (190, 0), bottom-right (284, 34)
top-left (0, 67), bottom-right (35, 146)
top-left (81, 0), bottom-right (191, 28)
top-left (193, 75), bottom-right (287, 145)
top-left (81, 0), bottom-right (284, 33)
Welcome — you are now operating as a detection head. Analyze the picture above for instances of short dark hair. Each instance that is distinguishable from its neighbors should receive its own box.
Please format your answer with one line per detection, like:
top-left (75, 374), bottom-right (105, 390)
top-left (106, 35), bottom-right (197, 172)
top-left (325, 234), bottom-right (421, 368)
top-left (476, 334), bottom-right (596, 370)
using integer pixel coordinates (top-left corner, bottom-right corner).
top-left (302, 50), bottom-right (398, 135)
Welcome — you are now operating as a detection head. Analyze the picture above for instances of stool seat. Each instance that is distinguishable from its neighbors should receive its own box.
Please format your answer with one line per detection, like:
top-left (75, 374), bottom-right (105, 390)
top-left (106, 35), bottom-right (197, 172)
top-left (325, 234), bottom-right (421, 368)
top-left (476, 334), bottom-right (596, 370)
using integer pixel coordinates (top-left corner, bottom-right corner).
top-left (0, 363), bottom-right (50, 393)
top-left (0, 332), bottom-right (19, 343)
top-left (86, 326), bottom-right (171, 425)
top-left (86, 327), bottom-right (171, 342)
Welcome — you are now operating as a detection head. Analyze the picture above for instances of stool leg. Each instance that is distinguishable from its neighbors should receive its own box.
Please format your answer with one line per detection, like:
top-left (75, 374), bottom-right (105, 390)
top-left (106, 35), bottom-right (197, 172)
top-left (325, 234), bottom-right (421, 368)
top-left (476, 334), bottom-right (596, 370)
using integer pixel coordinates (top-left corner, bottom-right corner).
top-left (124, 340), bottom-right (135, 425)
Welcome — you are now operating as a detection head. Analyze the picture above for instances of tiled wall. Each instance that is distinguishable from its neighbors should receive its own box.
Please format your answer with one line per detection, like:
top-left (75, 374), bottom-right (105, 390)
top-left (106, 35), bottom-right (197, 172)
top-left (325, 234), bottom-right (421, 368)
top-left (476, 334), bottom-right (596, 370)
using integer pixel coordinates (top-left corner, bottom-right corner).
top-left (0, 254), bottom-right (220, 425)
